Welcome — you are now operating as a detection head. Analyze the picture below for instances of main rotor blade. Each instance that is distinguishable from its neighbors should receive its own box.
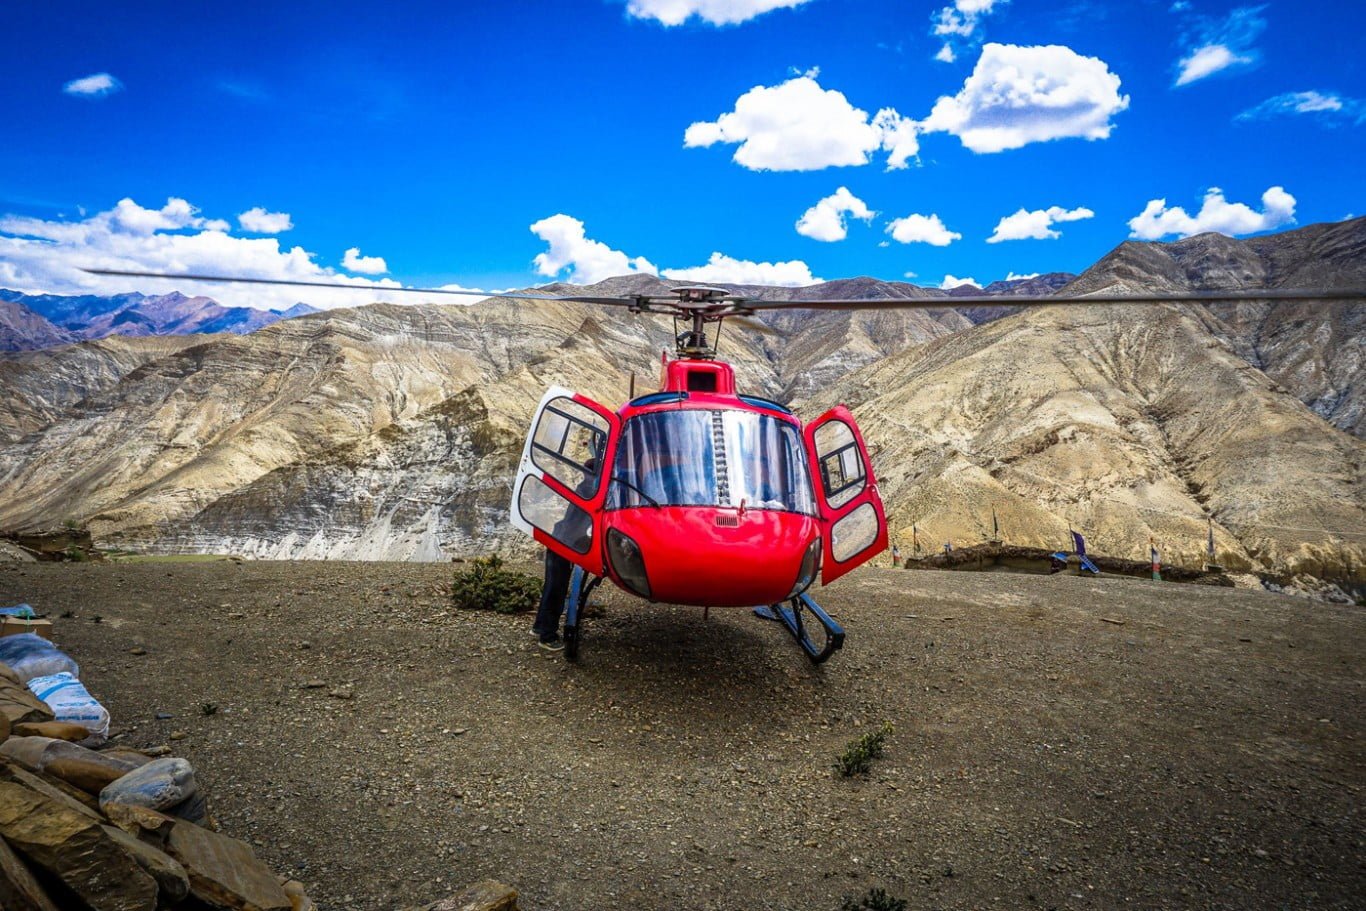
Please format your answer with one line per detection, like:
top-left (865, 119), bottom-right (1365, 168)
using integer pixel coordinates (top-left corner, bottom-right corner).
top-left (742, 287), bottom-right (1366, 310)
top-left (80, 268), bottom-right (640, 306)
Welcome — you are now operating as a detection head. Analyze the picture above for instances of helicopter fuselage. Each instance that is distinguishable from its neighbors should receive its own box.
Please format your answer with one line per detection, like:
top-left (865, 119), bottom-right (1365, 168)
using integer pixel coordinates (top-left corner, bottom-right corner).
top-left (510, 356), bottom-right (888, 610)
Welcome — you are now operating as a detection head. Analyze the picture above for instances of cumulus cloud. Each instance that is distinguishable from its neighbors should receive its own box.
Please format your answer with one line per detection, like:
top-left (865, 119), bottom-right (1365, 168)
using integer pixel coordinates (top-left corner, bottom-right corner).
top-left (625, 0), bottom-right (813, 26)
top-left (1237, 90), bottom-right (1364, 124)
top-left (931, 0), bottom-right (1006, 62)
top-left (0, 196), bottom-right (405, 311)
top-left (1174, 6), bottom-right (1265, 87)
top-left (529, 214), bottom-right (657, 285)
top-left (63, 73), bottom-right (123, 97)
top-left (529, 213), bottom-right (818, 287)
top-left (684, 71), bottom-right (918, 171)
top-left (921, 43), bottom-right (1129, 153)
top-left (238, 207), bottom-right (294, 233)
top-left (661, 253), bottom-right (818, 286)
top-left (987, 204), bottom-right (1094, 242)
top-left (1127, 186), bottom-right (1295, 240)
top-left (342, 247), bottom-right (388, 274)
top-left (885, 213), bottom-right (961, 246)
top-left (940, 274), bottom-right (980, 289)
top-left (795, 187), bottom-right (876, 242)
top-left (1004, 271), bottom-right (1040, 281)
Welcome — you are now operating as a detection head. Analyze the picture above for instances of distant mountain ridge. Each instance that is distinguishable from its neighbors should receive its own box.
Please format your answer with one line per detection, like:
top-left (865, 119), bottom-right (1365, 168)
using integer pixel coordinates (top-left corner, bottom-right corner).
top-left (0, 218), bottom-right (1360, 582)
top-left (0, 288), bottom-right (319, 350)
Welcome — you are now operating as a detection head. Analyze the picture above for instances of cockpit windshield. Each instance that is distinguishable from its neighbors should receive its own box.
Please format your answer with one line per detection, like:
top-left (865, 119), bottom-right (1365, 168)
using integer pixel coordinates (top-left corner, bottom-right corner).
top-left (607, 409), bottom-right (816, 514)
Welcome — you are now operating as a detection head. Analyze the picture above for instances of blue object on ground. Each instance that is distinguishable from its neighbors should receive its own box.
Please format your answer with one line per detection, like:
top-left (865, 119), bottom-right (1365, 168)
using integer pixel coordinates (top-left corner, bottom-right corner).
top-left (0, 633), bottom-right (79, 682)
top-left (1080, 556), bottom-right (1100, 574)
top-left (0, 605), bottom-right (36, 618)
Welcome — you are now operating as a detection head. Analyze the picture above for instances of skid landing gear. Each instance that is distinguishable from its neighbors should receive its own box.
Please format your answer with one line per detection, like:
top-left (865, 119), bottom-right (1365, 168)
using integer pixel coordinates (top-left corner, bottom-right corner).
top-left (564, 566), bottom-right (602, 663)
top-left (753, 593), bottom-right (845, 664)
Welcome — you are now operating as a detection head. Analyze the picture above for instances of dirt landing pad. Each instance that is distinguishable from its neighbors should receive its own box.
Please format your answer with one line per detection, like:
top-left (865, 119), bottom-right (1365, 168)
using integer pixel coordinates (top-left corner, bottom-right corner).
top-left (1, 562), bottom-right (1361, 910)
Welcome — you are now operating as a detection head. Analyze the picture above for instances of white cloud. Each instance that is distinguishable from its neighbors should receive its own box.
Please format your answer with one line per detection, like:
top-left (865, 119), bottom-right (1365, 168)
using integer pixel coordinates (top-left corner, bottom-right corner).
top-left (0, 196), bottom-right (406, 311)
top-left (1175, 45), bottom-right (1251, 86)
top-left (921, 43), bottom-right (1129, 153)
top-left (529, 214), bottom-right (658, 285)
top-left (1173, 6), bottom-right (1265, 87)
top-left (940, 274), bottom-right (980, 289)
top-left (987, 204), bottom-right (1094, 242)
top-left (931, 0), bottom-right (1006, 62)
top-left (1127, 186), bottom-right (1296, 240)
top-left (528, 213), bottom-right (817, 287)
top-left (903, 270), bottom-right (918, 279)
top-left (1004, 271), bottom-right (1039, 281)
top-left (342, 247), bottom-right (388, 274)
top-left (625, 0), bottom-right (813, 26)
top-left (63, 73), bottom-right (122, 97)
top-left (1238, 90), bottom-right (1364, 123)
top-left (684, 71), bottom-right (918, 171)
top-left (885, 213), bottom-right (961, 247)
top-left (661, 252), bottom-right (818, 286)
top-left (795, 187), bottom-right (875, 242)
top-left (238, 207), bottom-right (294, 233)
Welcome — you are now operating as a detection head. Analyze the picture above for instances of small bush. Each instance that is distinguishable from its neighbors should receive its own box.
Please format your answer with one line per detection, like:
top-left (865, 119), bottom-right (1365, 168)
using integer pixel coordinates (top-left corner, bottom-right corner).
top-left (200, 702), bottom-right (219, 716)
top-left (835, 722), bottom-right (893, 778)
top-left (841, 888), bottom-right (907, 911)
top-left (451, 555), bottom-right (541, 615)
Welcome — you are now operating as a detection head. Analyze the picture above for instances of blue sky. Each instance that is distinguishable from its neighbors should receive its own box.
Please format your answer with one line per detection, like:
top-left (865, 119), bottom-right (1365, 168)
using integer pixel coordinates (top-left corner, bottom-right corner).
top-left (1, 0), bottom-right (1363, 309)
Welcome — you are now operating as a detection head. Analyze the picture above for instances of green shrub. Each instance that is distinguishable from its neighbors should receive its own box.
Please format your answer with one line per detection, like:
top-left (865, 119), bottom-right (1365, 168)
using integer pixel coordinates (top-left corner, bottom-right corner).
top-left (834, 722), bottom-right (893, 778)
top-left (451, 555), bottom-right (541, 614)
top-left (841, 888), bottom-right (907, 911)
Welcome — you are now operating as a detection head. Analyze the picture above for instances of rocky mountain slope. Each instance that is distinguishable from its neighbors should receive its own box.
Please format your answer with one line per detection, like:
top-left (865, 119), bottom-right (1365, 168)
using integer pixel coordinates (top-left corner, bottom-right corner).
top-left (0, 289), bottom-right (318, 349)
top-left (0, 298), bottom-right (75, 351)
top-left (1063, 217), bottom-right (1366, 435)
top-left (0, 220), bottom-right (1360, 580)
top-left (804, 300), bottom-right (1364, 580)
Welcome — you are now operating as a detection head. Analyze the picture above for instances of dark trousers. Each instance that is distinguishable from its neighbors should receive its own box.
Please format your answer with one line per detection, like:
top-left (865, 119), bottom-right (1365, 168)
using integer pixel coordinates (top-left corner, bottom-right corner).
top-left (534, 549), bottom-right (573, 641)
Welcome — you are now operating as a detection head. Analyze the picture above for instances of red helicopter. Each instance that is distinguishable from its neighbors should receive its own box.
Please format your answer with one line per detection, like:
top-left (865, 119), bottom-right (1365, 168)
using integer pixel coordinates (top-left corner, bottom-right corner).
top-left (88, 268), bottom-right (1366, 663)
top-left (509, 286), bottom-right (889, 664)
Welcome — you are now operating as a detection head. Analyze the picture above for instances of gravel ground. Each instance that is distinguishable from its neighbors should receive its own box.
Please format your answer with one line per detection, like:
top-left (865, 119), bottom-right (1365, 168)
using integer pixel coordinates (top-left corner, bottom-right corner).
top-left (0, 560), bottom-right (1361, 911)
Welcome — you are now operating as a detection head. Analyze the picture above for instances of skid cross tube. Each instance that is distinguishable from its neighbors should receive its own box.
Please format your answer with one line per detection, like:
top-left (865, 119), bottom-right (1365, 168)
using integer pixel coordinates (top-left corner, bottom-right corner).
top-left (753, 593), bottom-right (845, 664)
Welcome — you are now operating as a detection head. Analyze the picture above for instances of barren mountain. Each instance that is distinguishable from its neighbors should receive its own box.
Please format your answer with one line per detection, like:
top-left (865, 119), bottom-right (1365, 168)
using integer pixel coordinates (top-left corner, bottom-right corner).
top-left (0, 298), bottom-right (75, 351)
top-left (0, 288), bottom-right (319, 348)
top-left (1064, 217), bottom-right (1366, 436)
top-left (806, 301), bottom-right (1363, 579)
top-left (0, 220), bottom-right (1360, 582)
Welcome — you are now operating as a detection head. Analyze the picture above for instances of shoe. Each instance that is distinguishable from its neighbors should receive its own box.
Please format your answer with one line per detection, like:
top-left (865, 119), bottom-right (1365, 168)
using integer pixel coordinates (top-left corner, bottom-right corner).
top-left (538, 636), bottom-right (565, 653)
top-left (529, 627), bottom-right (543, 638)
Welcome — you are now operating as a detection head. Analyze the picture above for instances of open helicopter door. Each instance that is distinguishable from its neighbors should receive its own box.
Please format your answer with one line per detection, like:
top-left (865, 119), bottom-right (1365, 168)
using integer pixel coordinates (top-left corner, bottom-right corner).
top-left (804, 406), bottom-right (888, 584)
top-left (510, 386), bottom-right (619, 576)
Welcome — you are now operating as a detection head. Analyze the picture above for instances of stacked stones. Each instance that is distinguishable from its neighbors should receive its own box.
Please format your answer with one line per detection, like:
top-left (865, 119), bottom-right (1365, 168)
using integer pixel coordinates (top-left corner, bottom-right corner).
top-left (0, 642), bottom-right (317, 910)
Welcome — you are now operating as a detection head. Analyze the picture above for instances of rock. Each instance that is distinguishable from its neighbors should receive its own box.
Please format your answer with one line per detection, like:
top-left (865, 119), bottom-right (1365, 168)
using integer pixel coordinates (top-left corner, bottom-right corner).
top-left (328, 688), bottom-right (353, 700)
top-left (102, 804), bottom-right (176, 842)
top-left (0, 712), bottom-right (9, 744)
top-left (0, 781), bottom-right (158, 911)
top-left (0, 757), bottom-right (103, 818)
top-left (101, 825), bottom-right (190, 904)
top-left (165, 820), bottom-right (292, 911)
top-left (302, 679), bottom-right (326, 689)
top-left (281, 878), bottom-right (318, 911)
top-left (0, 834), bottom-right (61, 911)
top-left (99, 757), bottom-right (196, 813)
top-left (129, 648), bottom-right (146, 656)
top-left (0, 737), bottom-right (147, 795)
top-left (13, 721), bottom-right (91, 742)
top-left (422, 879), bottom-right (520, 911)
top-left (43, 756), bottom-right (129, 795)
top-left (0, 667), bottom-right (54, 728)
